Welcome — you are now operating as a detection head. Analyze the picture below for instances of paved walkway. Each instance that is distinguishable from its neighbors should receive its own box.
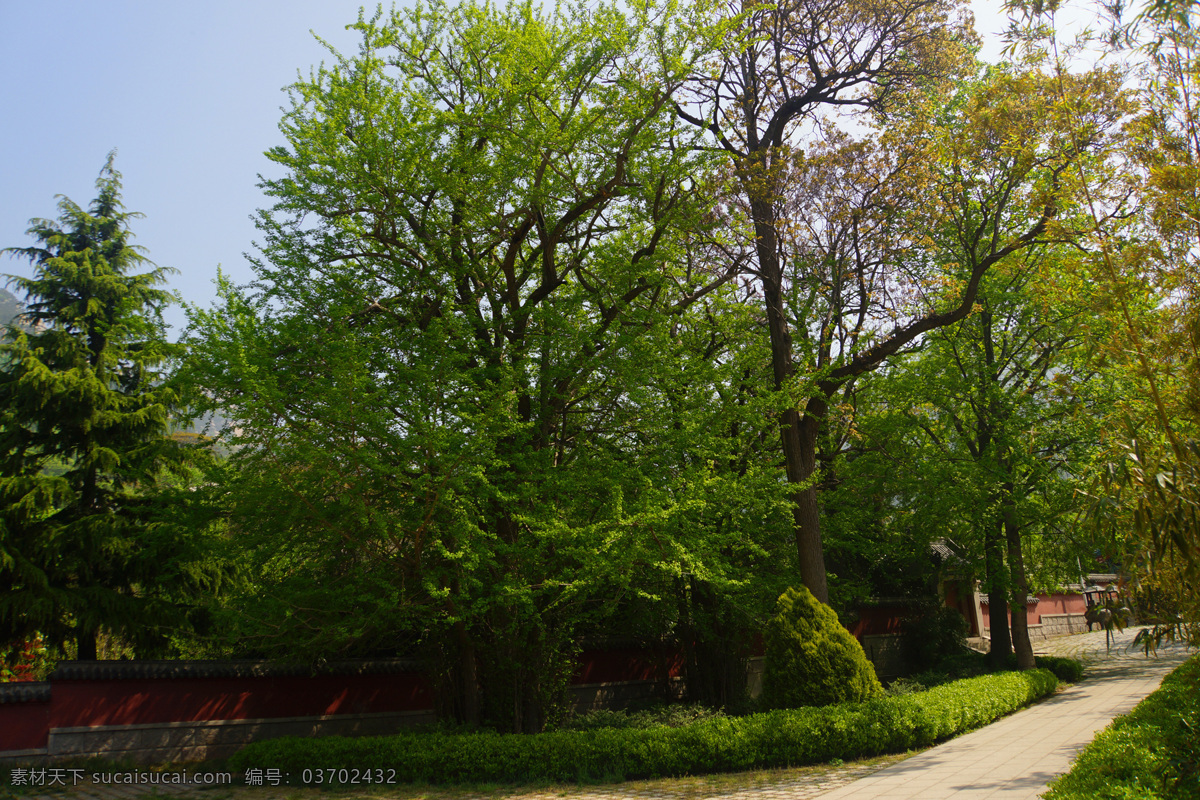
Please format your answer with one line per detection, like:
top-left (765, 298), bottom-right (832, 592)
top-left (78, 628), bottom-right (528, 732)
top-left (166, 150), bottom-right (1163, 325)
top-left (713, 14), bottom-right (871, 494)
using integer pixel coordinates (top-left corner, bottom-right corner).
top-left (10, 628), bottom-right (1192, 800)
top-left (816, 626), bottom-right (1193, 800)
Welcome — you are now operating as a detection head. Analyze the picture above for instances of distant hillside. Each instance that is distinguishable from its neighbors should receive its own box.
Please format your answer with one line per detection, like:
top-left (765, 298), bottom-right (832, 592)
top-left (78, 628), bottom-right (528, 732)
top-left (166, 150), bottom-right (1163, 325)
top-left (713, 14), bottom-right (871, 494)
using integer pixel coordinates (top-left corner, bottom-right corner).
top-left (0, 287), bottom-right (23, 330)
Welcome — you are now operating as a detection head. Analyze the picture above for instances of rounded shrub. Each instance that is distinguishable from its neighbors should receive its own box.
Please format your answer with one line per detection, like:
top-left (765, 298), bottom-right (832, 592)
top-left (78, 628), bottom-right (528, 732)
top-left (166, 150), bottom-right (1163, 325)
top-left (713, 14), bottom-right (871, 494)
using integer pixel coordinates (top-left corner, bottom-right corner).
top-left (760, 586), bottom-right (883, 709)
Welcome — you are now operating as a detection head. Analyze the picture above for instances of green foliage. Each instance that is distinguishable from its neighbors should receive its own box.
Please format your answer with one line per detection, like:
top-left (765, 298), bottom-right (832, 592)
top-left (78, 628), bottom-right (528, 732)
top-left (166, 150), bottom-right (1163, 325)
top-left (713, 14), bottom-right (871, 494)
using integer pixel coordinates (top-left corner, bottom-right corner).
top-left (883, 677), bottom-right (926, 696)
top-left (1045, 654), bottom-right (1200, 800)
top-left (183, 0), bottom-right (791, 730)
top-left (1029, 655), bottom-right (1084, 684)
top-left (555, 703), bottom-right (727, 732)
top-left (760, 587), bottom-right (882, 709)
top-left (1027, 0), bottom-right (1200, 650)
top-left (901, 603), bottom-right (970, 672)
top-left (908, 650), bottom-right (990, 688)
top-left (0, 633), bottom-right (50, 682)
top-left (229, 669), bottom-right (1058, 784)
top-left (814, 63), bottom-right (1133, 659)
top-left (906, 650), bottom-right (1083, 690)
top-left (0, 154), bottom-right (227, 657)
top-left (1098, 437), bottom-right (1200, 648)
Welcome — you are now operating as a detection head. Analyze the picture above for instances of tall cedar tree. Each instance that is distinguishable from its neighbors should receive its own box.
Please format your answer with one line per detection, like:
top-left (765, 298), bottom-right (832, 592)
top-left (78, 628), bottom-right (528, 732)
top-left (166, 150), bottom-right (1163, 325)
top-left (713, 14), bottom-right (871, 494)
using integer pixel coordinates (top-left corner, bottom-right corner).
top-left (0, 155), bottom-right (204, 659)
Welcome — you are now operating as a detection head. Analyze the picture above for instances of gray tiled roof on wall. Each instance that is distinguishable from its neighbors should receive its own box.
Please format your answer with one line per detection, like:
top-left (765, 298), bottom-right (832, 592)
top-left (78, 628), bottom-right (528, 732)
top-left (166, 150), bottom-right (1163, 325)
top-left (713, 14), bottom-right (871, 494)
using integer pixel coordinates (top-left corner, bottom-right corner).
top-left (48, 658), bottom-right (424, 681)
top-left (0, 682), bottom-right (51, 704)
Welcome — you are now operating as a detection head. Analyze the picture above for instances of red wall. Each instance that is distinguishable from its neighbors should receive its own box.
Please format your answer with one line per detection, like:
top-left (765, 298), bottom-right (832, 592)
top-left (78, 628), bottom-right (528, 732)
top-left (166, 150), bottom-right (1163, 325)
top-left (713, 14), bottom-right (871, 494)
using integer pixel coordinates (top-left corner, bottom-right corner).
top-left (851, 591), bottom-right (1089, 639)
top-left (981, 592), bottom-right (1088, 627)
top-left (1, 671), bottom-right (432, 753)
top-left (48, 672), bottom-right (433, 728)
top-left (848, 604), bottom-right (912, 638)
top-left (571, 647), bottom-right (683, 685)
top-left (1, 648), bottom-right (686, 754)
top-left (0, 701), bottom-right (49, 751)
top-left (1036, 593), bottom-right (1088, 616)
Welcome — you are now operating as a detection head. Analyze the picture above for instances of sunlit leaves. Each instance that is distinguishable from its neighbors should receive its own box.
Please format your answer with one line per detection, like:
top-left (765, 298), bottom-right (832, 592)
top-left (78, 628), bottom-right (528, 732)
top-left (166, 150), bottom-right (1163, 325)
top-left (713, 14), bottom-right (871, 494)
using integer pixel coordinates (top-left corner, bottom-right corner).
top-left (185, 0), bottom-right (789, 728)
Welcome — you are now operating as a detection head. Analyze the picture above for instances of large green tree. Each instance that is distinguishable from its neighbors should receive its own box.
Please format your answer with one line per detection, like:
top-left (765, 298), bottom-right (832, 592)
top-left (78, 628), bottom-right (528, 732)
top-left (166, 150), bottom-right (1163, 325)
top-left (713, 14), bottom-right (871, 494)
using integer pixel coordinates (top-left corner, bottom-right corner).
top-left (1092, 2), bottom-right (1200, 641)
top-left (1002, 0), bottom-right (1200, 644)
top-left (186, 0), bottom-right (788, 730)
top-left (810, 58), bottom-right (1134, 662)
top-left (0, 155), bottom-right (220, 660)
top-left (886, 250), bottom-right (1114, 668)
top-left (678, 1), bottom-right (1126, 603)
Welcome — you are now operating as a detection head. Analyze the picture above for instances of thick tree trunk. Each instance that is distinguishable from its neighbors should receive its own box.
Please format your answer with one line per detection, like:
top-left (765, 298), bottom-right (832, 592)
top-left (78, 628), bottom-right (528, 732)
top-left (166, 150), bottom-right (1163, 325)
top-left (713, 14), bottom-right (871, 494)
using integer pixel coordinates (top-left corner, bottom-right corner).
top-left (76, 629), bottom-right (97, 662)
top-left (985, 522), bottom-right (1011, 669)
top-left (750, 193), bottom-right (830, 602)
top-left (459, 624), bottom-right (480, 725)
top-left (793, 401), bottom-right (830, 603)
top-left (1004, 497), bottom-right (1036, 670)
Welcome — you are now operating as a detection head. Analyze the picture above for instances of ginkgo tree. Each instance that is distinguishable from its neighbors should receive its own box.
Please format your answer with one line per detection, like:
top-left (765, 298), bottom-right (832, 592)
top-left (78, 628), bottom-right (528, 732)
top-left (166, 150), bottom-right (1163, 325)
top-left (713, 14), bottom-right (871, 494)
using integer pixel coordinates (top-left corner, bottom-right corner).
top-left (186, 0), bottom-right (793, 730)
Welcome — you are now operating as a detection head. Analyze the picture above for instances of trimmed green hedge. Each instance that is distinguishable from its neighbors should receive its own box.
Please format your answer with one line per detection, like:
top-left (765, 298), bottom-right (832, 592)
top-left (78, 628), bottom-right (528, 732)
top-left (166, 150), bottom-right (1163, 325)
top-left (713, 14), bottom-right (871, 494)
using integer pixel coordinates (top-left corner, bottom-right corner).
top-left (910, 653), bottom-right (1084, 689)
top-left (230, 669), bottom-right (1058, 784)
top-left (1032, 655), bottom-right (1084, 684)
top-left (1044, 654), bottom-right (1200, 800)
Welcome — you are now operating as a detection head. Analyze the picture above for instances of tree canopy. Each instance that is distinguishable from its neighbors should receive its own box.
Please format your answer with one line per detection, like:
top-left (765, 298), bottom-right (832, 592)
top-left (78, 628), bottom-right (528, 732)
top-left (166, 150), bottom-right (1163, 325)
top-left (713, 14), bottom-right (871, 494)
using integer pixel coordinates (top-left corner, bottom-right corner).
top-left (185, 0), bottom-right (796, 730)
top-left (169, 0), bottom-right (1178, 719)
top-left (7, 0), bottom-right (1198, 717)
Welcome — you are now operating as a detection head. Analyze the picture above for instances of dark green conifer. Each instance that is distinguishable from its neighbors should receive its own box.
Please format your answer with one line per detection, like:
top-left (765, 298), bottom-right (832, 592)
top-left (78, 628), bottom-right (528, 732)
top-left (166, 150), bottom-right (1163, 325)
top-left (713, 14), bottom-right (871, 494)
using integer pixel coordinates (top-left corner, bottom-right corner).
top-left (0, 154), bottom-right (210, 659)
top-left (761, 586), bottom-right (883, 708)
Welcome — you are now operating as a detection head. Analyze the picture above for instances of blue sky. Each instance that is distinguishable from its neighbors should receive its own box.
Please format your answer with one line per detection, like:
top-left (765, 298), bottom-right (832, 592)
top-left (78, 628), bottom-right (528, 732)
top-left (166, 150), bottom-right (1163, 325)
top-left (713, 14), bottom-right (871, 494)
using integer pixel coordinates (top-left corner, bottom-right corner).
top-left (1, 1), bottom-right (1013, 336)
